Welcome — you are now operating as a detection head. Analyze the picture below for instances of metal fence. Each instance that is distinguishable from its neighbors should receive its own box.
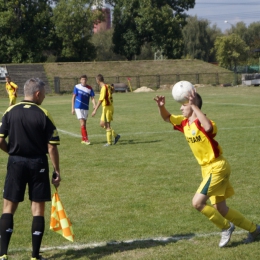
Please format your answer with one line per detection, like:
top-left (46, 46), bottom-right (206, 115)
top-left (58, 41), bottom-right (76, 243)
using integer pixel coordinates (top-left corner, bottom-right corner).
top-left (0, 72), bottom-right (240, 96)
top-left (52, 72), bottom-right (239, 94)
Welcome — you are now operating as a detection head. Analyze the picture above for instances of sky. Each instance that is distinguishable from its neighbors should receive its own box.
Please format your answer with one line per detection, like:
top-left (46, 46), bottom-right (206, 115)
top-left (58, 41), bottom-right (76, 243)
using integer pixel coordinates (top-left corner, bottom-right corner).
top-left (186, 0), bottom-right (260, 32)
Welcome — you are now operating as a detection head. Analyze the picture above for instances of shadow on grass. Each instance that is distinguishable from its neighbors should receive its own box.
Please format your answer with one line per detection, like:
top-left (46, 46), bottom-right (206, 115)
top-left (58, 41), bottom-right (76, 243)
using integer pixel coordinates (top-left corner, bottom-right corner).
top-left (50, 233), bottom-right (195, 259)
top-left (118, 139), bottom-right (161, 145)
top-left (227, 238), bottom-right (260, 248)
top-left (86, 140), bottom-right (161, 146)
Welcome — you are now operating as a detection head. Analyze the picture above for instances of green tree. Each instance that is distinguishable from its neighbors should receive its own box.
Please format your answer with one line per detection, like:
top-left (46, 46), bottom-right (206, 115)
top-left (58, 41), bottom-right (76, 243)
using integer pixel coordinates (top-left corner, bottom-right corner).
top-left (246, 22), bottom-right (260, 46)
top-left (0, 0), bottom-right (55, 63)
top-left (207, 24), bottom-right (223, 62)
top-left (136, 42), bottom-right (154, 60)
top-left (111, 0), bottom-right (143, 61)
top-left (246, 22), bottom-right (260, 64)
top-left (225, 21), bottom-right (260, 49)
top-left (214, 34), bottom-right (249, 71)
top-left (234, 22), bottom-right (248, 41)
top-left (248, 39), bottom-right (260, 70)
top-left (91, 29), bottom-right (154, 61)
top-left (52, 0), bottom-right (99, 61)
top-left (91, 29), bottom-right (125, 61)
top-left (182, 16), bottom-right (221, 61)
top-left (107, 0), bottom-right (195, 60)
top-left (223, 22), bottom-right (260, 67)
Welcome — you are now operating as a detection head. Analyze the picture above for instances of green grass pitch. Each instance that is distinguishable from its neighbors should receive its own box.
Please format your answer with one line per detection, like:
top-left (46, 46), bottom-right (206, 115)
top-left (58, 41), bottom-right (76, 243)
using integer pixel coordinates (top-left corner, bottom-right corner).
top-left (0, 86), bottom-right (260, 259)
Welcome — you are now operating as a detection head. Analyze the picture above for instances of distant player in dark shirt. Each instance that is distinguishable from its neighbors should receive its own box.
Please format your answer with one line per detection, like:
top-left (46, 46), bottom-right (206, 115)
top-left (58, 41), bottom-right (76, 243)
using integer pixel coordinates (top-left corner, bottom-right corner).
top-left (0, 78), bottom-right (61, 260)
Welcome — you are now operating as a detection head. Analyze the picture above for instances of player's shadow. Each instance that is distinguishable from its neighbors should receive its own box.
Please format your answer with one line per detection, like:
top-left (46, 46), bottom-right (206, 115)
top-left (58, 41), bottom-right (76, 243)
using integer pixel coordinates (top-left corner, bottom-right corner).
top-left (49, 233), bottom-right (195, 259)
top-left (90, 139), bottom-right (161, 146)
top-left (119, 139), bottom-right (161, 145)
top-left (225, 238), bottom-right (258, 248)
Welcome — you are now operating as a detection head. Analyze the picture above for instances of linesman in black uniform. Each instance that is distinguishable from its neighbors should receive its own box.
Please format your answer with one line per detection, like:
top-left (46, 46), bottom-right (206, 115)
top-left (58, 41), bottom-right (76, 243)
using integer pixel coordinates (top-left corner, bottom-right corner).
top-left (0, 78), bottom-right (61, 260)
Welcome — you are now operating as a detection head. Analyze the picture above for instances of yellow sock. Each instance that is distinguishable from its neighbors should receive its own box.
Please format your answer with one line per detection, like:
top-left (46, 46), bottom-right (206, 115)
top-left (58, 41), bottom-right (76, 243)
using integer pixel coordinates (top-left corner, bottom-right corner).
top-left (225, 208), bottom-right (256, 232)
top-left (201, 205), bottom-right (230, 229)
top-left (106, 130), bottom-right (112, 144)
top-left (111, 128), bottom-right (117, 138)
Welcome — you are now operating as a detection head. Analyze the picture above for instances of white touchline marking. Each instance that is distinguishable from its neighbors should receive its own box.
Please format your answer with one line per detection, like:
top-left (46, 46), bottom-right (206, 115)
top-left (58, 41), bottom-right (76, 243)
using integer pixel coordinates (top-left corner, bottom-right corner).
top-left (220, 126), bottom-right (260, 130)
top-left (0, 112), bottom-right (259, 139)
top-left (57, 129), bottom-right (81, 137)
top-left (57, 129), bottom-right (176, 138)
top-left (204, 102), bottom-right (260, 107)
top-left (8, 230), bottom-right (247, 253)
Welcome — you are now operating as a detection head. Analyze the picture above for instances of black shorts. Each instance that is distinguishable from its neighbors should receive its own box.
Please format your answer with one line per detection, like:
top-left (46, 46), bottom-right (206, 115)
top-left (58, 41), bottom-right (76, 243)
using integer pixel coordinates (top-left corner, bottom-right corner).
top-left (3, 155), bottom-right (51, 202)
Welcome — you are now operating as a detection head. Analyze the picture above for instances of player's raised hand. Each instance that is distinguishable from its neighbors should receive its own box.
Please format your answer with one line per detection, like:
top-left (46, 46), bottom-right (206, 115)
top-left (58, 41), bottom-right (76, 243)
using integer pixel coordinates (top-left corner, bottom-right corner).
top-left (154, 95), bottom-right (165, 107)
top-left (186, 89), bottom-right (197, 106)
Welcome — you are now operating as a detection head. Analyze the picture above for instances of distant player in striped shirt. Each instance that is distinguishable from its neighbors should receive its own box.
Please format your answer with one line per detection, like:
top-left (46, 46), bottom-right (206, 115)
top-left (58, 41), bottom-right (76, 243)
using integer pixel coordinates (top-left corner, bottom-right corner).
top-left (5, 76), bottom-right (18, 106)
top-left (154, 89), bottom-right (260, 247)
top-left (72, 75), bottom-right (96, 145)
top-left (92, 74), bottom-right (120, 146)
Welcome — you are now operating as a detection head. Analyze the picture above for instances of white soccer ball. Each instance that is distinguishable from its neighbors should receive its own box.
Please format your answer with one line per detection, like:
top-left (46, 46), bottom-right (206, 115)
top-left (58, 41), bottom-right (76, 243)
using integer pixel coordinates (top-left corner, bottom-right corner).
top-left (171, 81), bottom-right (195, 103)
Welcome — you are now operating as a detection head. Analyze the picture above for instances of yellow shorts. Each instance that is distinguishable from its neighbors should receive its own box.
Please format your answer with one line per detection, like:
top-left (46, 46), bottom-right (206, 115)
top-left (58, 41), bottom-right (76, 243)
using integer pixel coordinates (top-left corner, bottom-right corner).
top-left (9, 95), bottom-right (16, 105)
top-left (197, 156), bottom-right (235, 205)
top-left (101, 105), bottom-right (114, 123)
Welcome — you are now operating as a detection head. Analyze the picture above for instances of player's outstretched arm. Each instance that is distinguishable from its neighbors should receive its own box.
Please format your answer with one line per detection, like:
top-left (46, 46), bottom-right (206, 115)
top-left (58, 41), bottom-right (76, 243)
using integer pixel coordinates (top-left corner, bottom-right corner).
top-left (71, 95), bottom-right (76, 115)
top-left (92, 100), bottom-right (102, 117)
top-left (154, 95), bottom-right (171, 122)
top-left (91, 97), bottom-right (96, 109)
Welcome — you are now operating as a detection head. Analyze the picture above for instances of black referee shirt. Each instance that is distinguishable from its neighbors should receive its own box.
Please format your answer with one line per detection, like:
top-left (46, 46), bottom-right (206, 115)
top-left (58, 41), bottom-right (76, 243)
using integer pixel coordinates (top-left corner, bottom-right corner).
top-left (0, 100), bottom-right (60, 157)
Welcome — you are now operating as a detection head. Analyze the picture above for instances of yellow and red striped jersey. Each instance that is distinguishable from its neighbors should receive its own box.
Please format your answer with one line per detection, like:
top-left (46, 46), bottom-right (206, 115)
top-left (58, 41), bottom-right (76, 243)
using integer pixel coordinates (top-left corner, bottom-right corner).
top-left (170, 115), bottom-right (223, 166)
top-left (6, 81), bottom-right (18, 97)
top-left (99, 84), bottom-right (113, 107)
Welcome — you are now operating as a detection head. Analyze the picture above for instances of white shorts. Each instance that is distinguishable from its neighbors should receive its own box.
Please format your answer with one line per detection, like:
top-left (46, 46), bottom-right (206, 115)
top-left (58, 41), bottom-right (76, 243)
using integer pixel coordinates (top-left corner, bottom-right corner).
top-left (75, 109), bottom-right (89, 120)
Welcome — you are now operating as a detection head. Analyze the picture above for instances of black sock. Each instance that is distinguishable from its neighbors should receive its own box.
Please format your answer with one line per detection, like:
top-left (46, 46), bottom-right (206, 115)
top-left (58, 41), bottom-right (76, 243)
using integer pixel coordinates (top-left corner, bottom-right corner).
top-left (31, 216), bottom-right (45, 258)
top-left (0, 213), bottom-right (13, 256)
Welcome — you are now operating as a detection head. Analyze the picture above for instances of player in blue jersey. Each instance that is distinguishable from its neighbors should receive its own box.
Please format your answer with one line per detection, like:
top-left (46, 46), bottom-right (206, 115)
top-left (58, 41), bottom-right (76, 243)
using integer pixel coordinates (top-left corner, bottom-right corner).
top-left (72, 75), bottom-right (96, 145)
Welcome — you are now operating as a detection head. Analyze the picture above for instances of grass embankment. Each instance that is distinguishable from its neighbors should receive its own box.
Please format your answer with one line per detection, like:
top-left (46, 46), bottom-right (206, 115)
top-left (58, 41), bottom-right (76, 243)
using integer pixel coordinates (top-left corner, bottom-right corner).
top-left (44, 60), bottom-right (229, 78)
top-left (43, 60), bottom-right (234, 92)
top-left (0, 60), bottom-right (235, 95)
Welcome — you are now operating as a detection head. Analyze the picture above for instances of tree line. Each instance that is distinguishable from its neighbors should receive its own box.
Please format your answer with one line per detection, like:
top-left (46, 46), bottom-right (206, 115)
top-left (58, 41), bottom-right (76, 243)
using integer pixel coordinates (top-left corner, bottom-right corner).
top-left (0, 0), bottom-right (259, 71)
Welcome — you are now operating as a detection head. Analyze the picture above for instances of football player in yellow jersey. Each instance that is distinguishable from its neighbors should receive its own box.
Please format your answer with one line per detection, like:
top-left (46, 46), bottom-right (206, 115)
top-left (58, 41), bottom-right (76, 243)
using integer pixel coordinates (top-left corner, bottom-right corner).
top-left (5, 76), bottom-right (18, 106)
top-left (92, 74), bottom-right (120, 146)
top-left (154, 89), bottom-right (260, 247)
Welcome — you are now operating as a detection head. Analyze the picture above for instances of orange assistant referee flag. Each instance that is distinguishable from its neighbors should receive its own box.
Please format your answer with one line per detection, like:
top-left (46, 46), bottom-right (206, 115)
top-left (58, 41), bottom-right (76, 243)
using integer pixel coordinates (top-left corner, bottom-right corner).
top-left (50, 189), bottom-right (75, 242)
